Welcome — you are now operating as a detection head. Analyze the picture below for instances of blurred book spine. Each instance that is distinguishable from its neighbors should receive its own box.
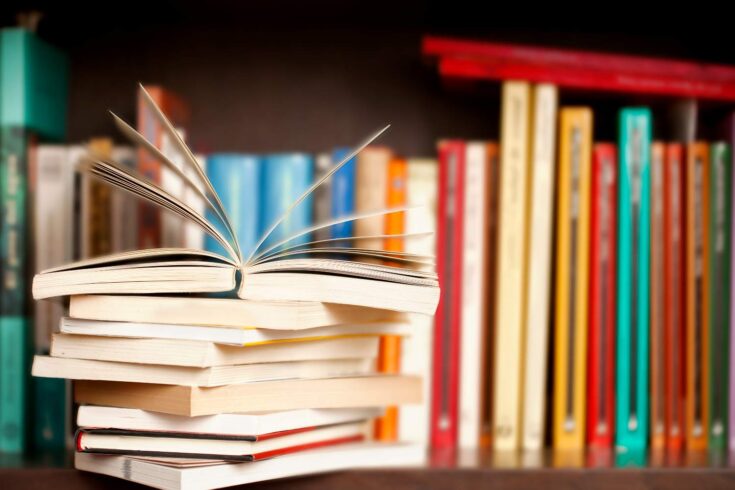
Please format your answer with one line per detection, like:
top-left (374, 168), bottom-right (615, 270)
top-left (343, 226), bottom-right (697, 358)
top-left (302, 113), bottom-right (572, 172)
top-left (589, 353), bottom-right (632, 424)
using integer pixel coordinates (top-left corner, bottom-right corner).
top-left (330, 147), bottom-right (356, 241)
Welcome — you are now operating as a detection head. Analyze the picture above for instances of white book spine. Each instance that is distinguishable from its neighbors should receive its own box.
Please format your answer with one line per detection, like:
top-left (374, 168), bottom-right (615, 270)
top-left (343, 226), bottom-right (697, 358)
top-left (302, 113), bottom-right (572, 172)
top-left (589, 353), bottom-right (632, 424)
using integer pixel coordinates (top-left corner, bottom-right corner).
top-left (521, 84), bottom-right (558, 450)
top-left (458, 143), bottom-right (489, 448)
top-left (399, 158), bottom-right (438, 445)
top-left (183, 154), bottom-right (207, 250)
top-left (160, 128), bottom-right (187, 248)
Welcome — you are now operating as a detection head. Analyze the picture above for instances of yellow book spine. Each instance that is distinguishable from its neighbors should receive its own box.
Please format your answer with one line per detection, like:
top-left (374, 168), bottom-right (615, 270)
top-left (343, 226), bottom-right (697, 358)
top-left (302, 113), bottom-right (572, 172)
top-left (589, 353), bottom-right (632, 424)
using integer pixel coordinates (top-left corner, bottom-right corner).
top-left (553, 107), bottom-right (593, 450)
top-left (492, 81), bottom-right (532, 450)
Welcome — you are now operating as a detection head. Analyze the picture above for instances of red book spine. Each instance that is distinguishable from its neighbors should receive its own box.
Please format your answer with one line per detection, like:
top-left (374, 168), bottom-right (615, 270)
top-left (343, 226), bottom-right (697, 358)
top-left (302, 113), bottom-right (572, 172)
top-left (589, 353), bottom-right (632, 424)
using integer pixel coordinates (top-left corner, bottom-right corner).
top-left (586, 143), bottom-right (618, 448)
top-left (437, 57), bottom-right (735, 101)
top-left (663, 143), bottom-right (686, 454)
top-left (431, 140), bottom-right (465, 450)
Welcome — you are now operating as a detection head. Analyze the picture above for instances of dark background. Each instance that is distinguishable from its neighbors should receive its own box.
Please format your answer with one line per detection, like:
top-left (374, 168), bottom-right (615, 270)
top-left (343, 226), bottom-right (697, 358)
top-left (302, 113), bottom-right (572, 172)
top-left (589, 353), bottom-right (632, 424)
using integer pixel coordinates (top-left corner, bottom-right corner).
top-left (1, 1), bottom-right (732, 155)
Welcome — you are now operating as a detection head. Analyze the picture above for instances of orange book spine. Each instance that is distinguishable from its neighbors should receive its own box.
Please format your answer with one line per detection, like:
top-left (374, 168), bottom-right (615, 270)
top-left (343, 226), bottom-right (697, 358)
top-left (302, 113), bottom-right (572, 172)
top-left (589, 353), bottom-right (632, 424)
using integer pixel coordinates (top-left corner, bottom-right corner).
top-left (374, 157), bottom-right (408, 441)
top-left (685, 142), bottom-right (709, 450)
top-left (650, 142), bottom-right (666, 451)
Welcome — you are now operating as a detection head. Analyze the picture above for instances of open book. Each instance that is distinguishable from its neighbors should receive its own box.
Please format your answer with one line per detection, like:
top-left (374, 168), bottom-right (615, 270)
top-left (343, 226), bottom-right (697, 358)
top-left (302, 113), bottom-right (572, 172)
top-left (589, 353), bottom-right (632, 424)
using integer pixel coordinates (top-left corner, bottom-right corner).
top-left (32, 86), bottom-right (439, 315)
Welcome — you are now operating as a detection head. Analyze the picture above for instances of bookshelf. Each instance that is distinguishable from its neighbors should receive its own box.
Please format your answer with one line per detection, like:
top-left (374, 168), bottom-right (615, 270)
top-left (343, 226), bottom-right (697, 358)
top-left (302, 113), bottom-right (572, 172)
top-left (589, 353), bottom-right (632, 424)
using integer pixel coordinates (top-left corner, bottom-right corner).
top-left (4, 1), bottom-right (735, 487)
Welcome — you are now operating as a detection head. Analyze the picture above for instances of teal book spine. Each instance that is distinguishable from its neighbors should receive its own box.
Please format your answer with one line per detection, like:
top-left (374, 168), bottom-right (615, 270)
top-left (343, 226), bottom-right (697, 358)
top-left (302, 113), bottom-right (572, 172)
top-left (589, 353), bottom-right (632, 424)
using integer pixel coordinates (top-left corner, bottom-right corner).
top-left (708, 142), bottom-right (731, 450)
top-left (0, 126), bottom-right (30, 453)
top-left (615, 108), bottom-right (652, 452)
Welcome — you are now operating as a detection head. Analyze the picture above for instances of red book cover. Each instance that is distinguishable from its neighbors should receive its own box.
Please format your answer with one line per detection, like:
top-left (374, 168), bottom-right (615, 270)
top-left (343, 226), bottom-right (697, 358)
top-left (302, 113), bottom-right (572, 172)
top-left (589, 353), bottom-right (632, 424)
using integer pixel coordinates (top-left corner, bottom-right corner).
top-left (586, 143), bottom-right (617, 448)
top-left (663, 143), bottom-right (686, 454)
top-left (137, 86), bottom-right (190, 249)
top-left (423, 36), bottom-right (735, 100)
top-left (431, 140), bottom-right (465, 450)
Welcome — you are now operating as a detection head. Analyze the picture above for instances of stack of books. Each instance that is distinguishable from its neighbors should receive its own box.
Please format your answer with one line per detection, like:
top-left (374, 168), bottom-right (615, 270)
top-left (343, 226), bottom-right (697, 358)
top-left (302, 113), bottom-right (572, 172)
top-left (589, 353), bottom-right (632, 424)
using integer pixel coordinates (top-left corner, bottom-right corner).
top-left (30, 86), bottom-right (439, 489)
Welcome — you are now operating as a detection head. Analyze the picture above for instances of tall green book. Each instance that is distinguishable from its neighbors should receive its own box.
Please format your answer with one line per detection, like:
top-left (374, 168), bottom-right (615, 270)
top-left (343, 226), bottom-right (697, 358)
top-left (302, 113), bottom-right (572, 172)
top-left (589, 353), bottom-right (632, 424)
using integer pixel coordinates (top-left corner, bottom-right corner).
top-left (0, 27), bottom-right (68, 454)
top-left (708, 142), bottom-right (731, 451)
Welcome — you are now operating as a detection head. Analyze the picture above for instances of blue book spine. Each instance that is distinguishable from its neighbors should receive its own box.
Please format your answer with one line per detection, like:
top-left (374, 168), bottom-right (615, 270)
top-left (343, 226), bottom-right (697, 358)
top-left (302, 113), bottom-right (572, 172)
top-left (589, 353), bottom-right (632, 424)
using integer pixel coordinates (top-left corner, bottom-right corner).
top-left (204, 154), bottom-right (261, 260)
top-left (615, 107), bottom-right (652, 452)
top-left (260, 154), bottom-right (314, 250)
top-left (330, 147), bottom-right (356, 240)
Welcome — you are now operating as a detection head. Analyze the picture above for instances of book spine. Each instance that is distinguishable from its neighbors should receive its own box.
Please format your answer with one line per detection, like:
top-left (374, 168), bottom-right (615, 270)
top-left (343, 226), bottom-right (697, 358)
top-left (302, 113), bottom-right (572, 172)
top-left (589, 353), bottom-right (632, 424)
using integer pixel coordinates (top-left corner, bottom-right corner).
top-left (260, 154), bottom-right (314, 250)
top-left (615, 108), bottom-right (652, 452)
top-left (110, 146), bottom-right (139, 252)
top-left (521, 84), bottom-right (558, 450)
top-left (552, 107), bottom-right (592, 451)
top-left (330, 147), bottom-right (356, 241)
top-left (708, 142), bottom-right (731, 451)
top-left (354, 147), bottom-right (391, 251)
top-left (587, 143), bottom-right (618, 449)
top-left (374, 157), bottom-right (408, 442)
top-left (730, 116), bottom-right (735, 453)
top-left (431, 140), bottom-right (465, 450)
top-left (650, 142), bottom-right (666, 451)
top-left (458, 142), bottom-right (490, 449)
top-left (205, 154), bottom-right (261, 258)
top-left (137, 87), bottom-right (164, 249)
top-left (85, 138), bottom-right (113, 258)
top-left (492, 81), bottom-right (531, 450)
top-left (183, 153), bottom-right (206, 251)
top-left (685, 141), bottom-right (710, 451)
top-left (399, 158), bottom-right (438, 446)
top-left (312, 153), bottom-right (332, 242)
top-left (663, 143), bottom-right (686, 454)
top-left (0, 126), bottom-right (30, 453)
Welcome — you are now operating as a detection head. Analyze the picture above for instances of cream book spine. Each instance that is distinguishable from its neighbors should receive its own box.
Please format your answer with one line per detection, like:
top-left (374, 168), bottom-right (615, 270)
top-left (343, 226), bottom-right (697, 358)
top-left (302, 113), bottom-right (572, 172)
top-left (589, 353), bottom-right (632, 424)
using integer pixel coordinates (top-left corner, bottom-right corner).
top-left (492, 80), bottom-right (532, 450)
top-left (521, 84), bottom-right (558, 450)
top-left (459, 142), bottom-right (490, 448)
top-left (399, 158), bottom-right (438, 445)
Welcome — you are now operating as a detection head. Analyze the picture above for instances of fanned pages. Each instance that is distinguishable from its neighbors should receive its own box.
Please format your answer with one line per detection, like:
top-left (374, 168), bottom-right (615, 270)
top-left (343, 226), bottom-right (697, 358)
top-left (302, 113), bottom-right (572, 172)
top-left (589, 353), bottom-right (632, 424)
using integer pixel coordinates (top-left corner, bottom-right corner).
top-left (32, 85), bottom-right (439, 314)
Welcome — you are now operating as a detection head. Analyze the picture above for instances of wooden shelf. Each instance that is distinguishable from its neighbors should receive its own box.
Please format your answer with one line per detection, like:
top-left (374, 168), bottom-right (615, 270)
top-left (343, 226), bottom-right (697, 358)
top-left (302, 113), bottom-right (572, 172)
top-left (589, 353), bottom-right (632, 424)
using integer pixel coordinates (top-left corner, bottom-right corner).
top-left (3, 449), bottom-right (735, 489)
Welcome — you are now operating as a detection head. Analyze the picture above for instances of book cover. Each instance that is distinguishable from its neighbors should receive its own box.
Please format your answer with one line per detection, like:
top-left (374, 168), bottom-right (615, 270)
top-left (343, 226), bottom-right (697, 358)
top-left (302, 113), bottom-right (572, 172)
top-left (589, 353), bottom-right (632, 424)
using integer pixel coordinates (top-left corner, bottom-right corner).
top-left (708, 142), bottom-right (731, 451)
top-left (260, 153), bottom-right (314, 250)
top-left (374, 156), bottom-right (407, 442)
top-left (552, 107), bottom-right (592, 451)
top-left (521, 83), bottom-right (558, 451)
top-left (663, 143), bottom-right (686, 453)
top-left (493, 81), bottom-right (531, 450)
top-left (615, 108), bottom-right (652, 452)
top-left (136, 86), bottom-right (189, 249)
top-left (204, 154), bottom-right (261, 259)
top-left (587, 143), bottom-right (618, 449)
top-left (330, 147), bottom-right (356, 241)
top-left (399, 158), bottom-right (438, 446)
top-left (431, 140), bottom-right (465, 450)
top-left (650, 141), bottom-right (666, 451)
top-left (458, 142), bottom-right (493, 449)
top-left (685, 141), bottom-right (710, 451)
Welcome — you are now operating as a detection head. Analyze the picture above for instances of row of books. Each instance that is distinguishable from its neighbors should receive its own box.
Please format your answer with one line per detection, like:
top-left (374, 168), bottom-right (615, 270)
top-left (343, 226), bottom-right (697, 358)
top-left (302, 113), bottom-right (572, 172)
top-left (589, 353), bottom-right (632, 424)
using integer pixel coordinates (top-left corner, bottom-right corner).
top-left (433, 80), bottom-right (735, 455)
top-left (29, 86), bottom-right (439, 488)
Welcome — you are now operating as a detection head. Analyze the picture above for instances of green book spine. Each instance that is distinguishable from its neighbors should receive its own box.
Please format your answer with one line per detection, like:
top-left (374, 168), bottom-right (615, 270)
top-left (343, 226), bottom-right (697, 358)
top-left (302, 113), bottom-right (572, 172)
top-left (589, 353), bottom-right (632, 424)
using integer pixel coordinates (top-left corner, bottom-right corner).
top-left (0, 126), bottom-right (30, 453)
top-left (33, 378), bottom-right (69, 450)
top-left (708, 142), bottom-right (731, 450)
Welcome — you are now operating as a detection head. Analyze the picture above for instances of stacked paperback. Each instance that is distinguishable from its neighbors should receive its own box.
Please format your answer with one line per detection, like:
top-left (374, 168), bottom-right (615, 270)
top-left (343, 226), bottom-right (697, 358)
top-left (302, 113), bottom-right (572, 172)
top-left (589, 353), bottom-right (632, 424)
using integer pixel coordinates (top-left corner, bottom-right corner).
top-left (31, 86), bottom-right (439, 489)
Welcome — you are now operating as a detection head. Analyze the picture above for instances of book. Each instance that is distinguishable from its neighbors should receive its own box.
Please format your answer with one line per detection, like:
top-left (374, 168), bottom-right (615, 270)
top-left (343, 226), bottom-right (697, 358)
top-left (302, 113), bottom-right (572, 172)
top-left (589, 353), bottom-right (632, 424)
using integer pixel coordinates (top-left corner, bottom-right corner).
top-left (204, 154), bottom-right (261, 259)
top-left (458, 141), bottom-right (494, 449)
top-left (67, 294), bottom-right (406, 330)
top-left (521, 83), bottom-right (558, 451)
top-left (74, 442), bottom-right (424, 490)
top-left (260, 153), bottom-right (313, 248)
top-left (82, 138), bottom-right (114, 258)
top-left (76, 406), bottom-right (382, 437)
top-left (552, 107), bottom-right (592, 451)
top-left (615, 107), bottom-right (652, 452)
top-left (312, 152), bottom-right (332, 242)
top-left (51, 334), bottom-right (381, 367)
top-left (74, 376), bottom-right (422, 416)
top-left (493, 81), bottom-right (531, 450)
top-left (354, 146), bottom-right (391, 251)
top-left (184, 153), bottom-right (208, 250)
top-left (75, 421), bottom-right (367, 461)
top-left (375, 156), bottom-right (408, 442)
top-left (650, 141), bottom-right (666, 451)
top-left (110, 146), bottom-right (138, 252)
top-left (663, 143), bottom-right (686, 453)
top-left (136, 85), bottom-right (188, 249)
top-left (32, 91), bottom-right (439, 314)
top-left (587, 143), bottom-right (618, 449)
top-left (399, 157), bottom-right (438, 446)
top-left (685, 141), bottom-right (709, 451)
top-left (431, 139), bottom-right (465, 450)
top-left (730, 116), bottom-right (735, 454)
top-left (708, 142), bottom-right (731, 451)
top-left (330, 147), bottom-right (356, 241)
